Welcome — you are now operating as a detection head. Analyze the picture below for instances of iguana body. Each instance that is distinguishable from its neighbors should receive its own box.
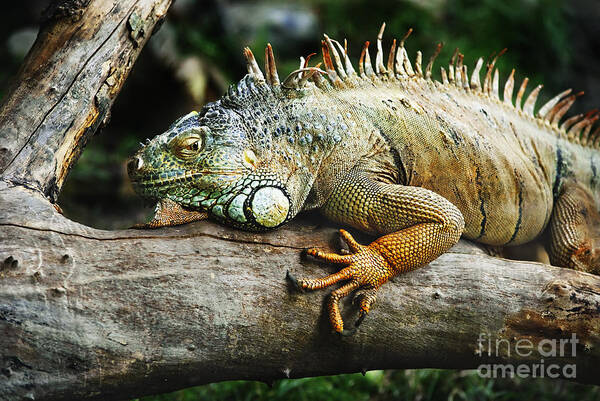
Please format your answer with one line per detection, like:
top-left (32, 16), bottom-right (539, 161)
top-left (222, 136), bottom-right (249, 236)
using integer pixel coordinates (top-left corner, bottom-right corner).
top-left (128, 25), bottom-right (600, 334)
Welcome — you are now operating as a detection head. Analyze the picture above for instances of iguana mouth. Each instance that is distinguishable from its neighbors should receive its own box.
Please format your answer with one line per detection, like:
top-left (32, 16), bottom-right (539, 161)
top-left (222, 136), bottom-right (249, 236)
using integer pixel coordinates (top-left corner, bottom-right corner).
top-left (129, 168), bottom-right (245, 189)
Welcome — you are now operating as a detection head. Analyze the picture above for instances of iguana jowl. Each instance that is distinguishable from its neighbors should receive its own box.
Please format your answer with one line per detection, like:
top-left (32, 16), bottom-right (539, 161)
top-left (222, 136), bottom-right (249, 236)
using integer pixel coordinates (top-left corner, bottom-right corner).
top-left (128, 24), bottom-right (600, 334)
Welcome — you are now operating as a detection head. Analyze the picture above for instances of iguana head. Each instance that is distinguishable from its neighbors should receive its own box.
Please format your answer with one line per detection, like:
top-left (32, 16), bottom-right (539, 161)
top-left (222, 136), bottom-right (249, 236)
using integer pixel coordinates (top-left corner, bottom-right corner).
top-left (127, 89), bottom-right (292, 231)
top-left (128, 46), bottom-right (333, 231)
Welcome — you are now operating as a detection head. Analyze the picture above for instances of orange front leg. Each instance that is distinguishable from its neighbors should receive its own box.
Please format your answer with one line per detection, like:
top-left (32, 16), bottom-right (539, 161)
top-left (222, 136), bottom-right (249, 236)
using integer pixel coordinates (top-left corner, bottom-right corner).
top-left (289, 166), bottom-right (465, 334)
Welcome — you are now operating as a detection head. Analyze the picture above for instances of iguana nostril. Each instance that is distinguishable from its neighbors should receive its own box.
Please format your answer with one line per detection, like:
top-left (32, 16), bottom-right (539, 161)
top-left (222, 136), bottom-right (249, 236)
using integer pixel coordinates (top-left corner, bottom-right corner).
top-left (127, 156), bottom-right (144, 174)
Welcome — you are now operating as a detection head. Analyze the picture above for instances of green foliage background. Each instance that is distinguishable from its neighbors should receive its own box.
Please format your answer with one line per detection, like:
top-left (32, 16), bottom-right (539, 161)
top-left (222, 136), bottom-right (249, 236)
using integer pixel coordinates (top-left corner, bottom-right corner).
top-left (2, 0), bottom-right (599, 400)
top-left (134, 369), bottom-right (600, 401)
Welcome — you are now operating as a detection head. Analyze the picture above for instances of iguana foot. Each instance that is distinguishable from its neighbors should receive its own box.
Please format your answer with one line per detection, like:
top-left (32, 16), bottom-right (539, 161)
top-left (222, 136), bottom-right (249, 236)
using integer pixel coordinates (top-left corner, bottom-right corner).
top-left (290, 229), bottom-right (391, 334)
top-left (132, 198), bottom-right (208, 228)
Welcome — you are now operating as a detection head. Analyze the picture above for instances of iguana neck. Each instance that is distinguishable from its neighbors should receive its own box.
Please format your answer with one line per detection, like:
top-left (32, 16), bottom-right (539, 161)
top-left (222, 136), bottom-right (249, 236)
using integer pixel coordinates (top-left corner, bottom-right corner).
top-left (233, 96), bottom-right (342, 218)
top-left (273, 91), bottom-right (402, 212)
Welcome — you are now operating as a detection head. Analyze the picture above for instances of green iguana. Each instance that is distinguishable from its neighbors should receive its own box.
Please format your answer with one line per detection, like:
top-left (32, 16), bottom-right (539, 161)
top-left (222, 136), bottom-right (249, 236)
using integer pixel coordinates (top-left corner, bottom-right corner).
top-left (127, 24), bottom-right (600, 335)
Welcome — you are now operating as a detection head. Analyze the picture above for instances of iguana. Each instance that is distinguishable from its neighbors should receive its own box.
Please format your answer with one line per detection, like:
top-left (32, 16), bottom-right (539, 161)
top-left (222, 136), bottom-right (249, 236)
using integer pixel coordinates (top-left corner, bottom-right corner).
top-left (127, 24), bottom-right (600, 335)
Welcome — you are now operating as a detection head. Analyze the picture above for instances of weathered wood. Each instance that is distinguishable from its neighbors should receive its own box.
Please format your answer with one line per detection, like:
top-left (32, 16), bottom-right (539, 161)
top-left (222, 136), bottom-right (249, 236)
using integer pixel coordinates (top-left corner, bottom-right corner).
top-left (0, 0), bottom-right (171, 202)
top-left (1, 183), bottom-right (600, 401)
top-left (1, 0), bottom-right (600, 400)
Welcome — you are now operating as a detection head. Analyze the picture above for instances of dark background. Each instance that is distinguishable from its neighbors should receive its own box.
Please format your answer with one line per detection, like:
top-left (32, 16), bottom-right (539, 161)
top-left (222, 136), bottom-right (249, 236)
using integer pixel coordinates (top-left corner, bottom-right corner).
top-left (2, 0), bottom-right (600, 400)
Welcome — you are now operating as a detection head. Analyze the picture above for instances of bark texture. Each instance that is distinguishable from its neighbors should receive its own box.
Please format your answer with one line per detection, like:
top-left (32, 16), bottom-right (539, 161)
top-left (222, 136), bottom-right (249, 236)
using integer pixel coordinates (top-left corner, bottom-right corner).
top-left (1, 1), bottom-right (600, 400)
top-left (2, 184), bottom-right (600, 401)
top-left (0, 0), bottom-right (171, 201)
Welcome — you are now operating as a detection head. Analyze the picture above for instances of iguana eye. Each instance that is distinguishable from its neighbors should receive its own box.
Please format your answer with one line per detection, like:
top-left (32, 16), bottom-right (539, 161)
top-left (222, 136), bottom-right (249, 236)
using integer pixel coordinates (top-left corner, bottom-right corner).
top-left (173, 134), bottom-right (203, 159)
top-left (185, 138), bottom-right (201, 152)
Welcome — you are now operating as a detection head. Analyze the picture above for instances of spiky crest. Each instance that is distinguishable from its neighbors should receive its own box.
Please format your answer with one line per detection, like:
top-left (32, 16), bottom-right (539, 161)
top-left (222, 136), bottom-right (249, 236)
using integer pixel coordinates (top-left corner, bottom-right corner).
top-left (240, 25), bottom-right (600, 149)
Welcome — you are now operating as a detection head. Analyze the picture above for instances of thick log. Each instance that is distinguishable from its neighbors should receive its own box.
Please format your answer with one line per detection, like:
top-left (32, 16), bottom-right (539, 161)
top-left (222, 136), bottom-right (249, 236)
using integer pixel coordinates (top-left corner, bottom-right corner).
top-left (1, 184), bottom-right (600, 401)
top-left (1, 0), bottom-right (600, 400)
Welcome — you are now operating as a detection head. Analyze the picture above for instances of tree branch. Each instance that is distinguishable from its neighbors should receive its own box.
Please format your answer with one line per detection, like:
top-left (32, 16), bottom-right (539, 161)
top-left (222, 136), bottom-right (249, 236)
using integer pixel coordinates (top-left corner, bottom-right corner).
top-left (0, 1), bottom-right (600, 400)
top-left (0, 0), bottom-right (171, 202)
top-left (1, 185), bottom-right (600, 401)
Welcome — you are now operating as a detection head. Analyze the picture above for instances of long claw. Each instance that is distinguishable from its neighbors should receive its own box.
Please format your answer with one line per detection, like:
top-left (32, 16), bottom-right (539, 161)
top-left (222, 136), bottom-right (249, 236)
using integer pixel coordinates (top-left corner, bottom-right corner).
top-left (351, 287), bottom-right (377, 329)
top-left (355, 312), bottom-right (367, 328)
top-left (340, 327), bottom-right (357, 336)
top-left (286, 270), bottom-right (305, 293)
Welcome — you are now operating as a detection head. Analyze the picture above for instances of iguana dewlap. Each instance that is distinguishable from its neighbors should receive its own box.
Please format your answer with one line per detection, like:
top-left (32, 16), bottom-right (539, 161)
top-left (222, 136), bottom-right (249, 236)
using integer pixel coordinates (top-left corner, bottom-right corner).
top-left (128, 24), bottom-right (600, 334)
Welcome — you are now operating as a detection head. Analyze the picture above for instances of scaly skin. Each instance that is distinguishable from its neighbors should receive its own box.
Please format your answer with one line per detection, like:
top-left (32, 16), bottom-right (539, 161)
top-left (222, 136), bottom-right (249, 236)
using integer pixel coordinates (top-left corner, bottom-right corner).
top-left (128, 27), bottom-right (600, 334)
